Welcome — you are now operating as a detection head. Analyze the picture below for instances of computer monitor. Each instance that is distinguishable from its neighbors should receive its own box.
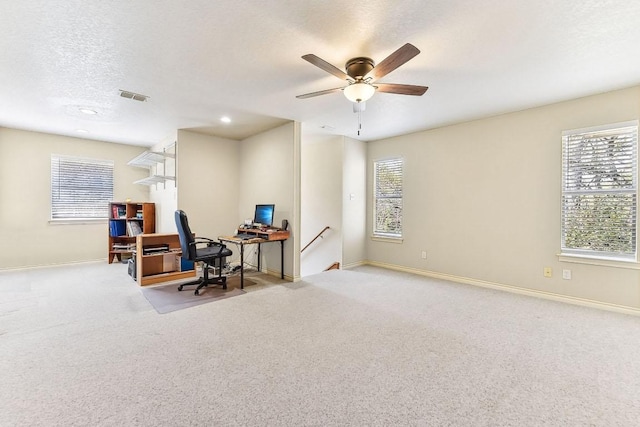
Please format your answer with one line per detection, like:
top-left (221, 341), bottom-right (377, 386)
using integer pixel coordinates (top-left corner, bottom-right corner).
top-left (253, 204), bottom-right (275, 227)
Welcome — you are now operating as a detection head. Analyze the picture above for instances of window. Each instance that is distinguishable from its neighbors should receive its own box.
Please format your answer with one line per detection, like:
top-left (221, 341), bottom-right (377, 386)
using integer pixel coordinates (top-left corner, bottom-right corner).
top-left (51, 155), bottom-right (114, 220)
top-left (561, 121), bottom-right (638, 261)
top-left (374, 158), bottom-right (403, 237)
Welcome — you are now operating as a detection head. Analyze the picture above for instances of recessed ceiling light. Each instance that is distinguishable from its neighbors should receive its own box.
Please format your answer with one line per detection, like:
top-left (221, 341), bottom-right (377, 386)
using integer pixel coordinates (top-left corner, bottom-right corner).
top-left (220, 116), bottom-right (231, 123)
top-left (79, 108), bottom-right (98, 115)
top-left (76, 129), bottom-right (89, 133)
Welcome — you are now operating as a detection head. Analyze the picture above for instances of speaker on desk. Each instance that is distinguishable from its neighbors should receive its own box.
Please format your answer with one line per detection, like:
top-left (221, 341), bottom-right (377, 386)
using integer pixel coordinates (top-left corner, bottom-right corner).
top-left (282, 219), bottom-right (289, 231)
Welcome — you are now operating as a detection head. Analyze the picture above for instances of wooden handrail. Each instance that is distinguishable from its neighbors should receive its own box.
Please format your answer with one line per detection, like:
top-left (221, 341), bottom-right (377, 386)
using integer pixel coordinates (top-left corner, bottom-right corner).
top-left (325, 262), bottom-right (340, 271)
top-left (301, 226), bottom-right (331, 253)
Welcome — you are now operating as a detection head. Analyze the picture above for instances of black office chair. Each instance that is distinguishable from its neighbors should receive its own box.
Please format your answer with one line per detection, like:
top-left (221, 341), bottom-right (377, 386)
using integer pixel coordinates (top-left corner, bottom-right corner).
top-left (175, 210), bottom-right (233, 295)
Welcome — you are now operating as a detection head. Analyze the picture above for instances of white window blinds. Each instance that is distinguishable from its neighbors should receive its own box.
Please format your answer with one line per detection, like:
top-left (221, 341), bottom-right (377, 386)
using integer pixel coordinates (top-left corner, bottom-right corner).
top-left (561, 121), bottom-right (638, 260)
top-left (374, 158), bottom-right (403, 237)
top-left (51, 155), bottom-right (114, 220)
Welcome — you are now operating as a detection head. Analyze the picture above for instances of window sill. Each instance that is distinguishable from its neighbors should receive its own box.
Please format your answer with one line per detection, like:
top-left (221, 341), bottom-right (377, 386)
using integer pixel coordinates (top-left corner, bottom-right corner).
top-left (371, 235), bottom-right (403, 244)
top-left (49, 218), bottom-right (107, 225)
top-left (557, 253), bottom-right (640, 270)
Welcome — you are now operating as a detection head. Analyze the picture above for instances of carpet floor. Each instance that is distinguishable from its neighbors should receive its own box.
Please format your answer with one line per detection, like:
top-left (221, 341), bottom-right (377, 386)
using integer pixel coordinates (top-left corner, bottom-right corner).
top-left (1, 262), bottom-right (640, 426)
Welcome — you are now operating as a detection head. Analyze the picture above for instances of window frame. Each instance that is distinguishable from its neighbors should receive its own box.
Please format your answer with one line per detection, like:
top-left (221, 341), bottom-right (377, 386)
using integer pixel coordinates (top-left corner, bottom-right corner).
top-left (50, 154), bottom-right (114, 222)
top-left (373, 157), bottom-right (404, 240)
top-left (560, 120), bottom-right (639, 263)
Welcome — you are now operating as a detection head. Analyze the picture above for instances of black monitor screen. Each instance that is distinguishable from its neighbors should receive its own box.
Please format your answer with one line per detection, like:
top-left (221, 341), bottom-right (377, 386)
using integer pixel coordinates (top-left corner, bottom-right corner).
top-left (254, 204), bottom-right (275, 227)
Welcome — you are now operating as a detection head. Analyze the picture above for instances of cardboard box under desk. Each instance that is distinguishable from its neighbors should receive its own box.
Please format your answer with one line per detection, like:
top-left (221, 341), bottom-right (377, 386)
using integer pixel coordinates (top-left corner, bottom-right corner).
top-left (162, 253), bottom-right (177, 273)
top-left (142, 252), bottom-right (178, 276)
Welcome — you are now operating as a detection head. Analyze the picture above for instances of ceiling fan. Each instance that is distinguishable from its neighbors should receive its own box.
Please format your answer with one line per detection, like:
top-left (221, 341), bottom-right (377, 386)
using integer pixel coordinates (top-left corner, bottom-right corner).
top-left (296, 43), bottom-right (429, 105)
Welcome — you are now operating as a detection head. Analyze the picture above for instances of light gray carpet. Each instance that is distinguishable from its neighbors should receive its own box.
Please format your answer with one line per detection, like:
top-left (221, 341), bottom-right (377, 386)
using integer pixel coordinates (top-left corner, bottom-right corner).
top-left (141, 277), bottom-right (249, 314)
top-left (1, 262), bottom-right (640, 426)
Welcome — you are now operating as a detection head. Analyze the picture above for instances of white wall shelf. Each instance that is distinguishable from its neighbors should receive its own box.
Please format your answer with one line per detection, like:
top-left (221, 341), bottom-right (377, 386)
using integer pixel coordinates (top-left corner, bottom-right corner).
top-left (128, 150), bottom-right (176, 186)
top-left (134, 175), bottom-right (176, 186)
top-left (128, 151), bottom-right (175, 169)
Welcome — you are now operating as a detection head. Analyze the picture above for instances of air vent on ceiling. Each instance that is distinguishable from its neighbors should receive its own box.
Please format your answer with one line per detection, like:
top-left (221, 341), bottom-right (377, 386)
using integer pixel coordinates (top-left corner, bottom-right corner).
top-left (119, 90), bottom-right (149, 102)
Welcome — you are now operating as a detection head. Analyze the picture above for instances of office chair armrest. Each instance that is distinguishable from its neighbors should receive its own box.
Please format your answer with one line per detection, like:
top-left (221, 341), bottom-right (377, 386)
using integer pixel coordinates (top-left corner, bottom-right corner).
top-left (192, 237), bottom-right (216, 244)
top-left (191, 238), bottom-right (227, 249)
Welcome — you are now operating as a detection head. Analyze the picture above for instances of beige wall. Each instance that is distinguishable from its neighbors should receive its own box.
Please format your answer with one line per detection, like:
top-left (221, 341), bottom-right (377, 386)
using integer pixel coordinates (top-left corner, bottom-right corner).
top-left (367, 86), bottom-right (640, 310)
top-left (0, 128), bottom-right (148, 269)
top-left (342, 136), bottom-right (367, 268)
top-left (300, 130), bottom-right (367, 276)
top-left (239, 122), bottom-right (299, 279)
top-left (301, 129), bottom-right (344, 276)
top-left (149, 134), bottom-right (178, 234)
top-left (175, 130), bottom-right (240, 240)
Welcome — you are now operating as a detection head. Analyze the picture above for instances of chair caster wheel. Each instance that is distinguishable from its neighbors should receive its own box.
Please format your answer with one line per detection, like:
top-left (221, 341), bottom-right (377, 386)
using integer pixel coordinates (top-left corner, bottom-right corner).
top-left (223, 285), bottom-right (227, 290)
top-left (178, 285), bottom-right (183, 291)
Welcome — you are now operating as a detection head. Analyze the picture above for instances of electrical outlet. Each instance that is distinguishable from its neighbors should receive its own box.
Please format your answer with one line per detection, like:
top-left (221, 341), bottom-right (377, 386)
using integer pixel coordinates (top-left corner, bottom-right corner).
top-left (562, 269), bottom-right (572, 280)
top-left (543, 267), bottom-right (552, 278)
top-left (421, 251), bottom-right (427, 259)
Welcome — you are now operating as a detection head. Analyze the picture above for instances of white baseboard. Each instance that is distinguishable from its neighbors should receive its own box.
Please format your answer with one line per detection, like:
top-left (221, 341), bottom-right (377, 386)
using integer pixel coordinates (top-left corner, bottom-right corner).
top-left (365, 260), bottom-right (640, 317)
top-left (0, 258), bottom-right (106, 272)
top-left (342, 260), bottom-right (366, 270)
top-left (262, 268), bottom-right (296, 282)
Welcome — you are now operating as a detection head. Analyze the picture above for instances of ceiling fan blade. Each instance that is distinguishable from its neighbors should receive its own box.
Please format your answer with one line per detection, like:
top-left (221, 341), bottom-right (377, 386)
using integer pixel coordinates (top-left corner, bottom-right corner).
top-left (302, 54), bottom-right (350, 81)
top-left (296, 87), bottom-right (344, 99)
top-left (364, 43), bottom-right (420, 81)
top-left (375, 83), bottom-right (428, 96)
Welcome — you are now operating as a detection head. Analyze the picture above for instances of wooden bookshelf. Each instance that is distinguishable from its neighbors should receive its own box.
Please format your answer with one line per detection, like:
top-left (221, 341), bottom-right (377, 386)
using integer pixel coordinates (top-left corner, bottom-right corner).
top-left (135, 233), bottom-right (196, 286)
top-left (108, 202), bottom-right (155, 264)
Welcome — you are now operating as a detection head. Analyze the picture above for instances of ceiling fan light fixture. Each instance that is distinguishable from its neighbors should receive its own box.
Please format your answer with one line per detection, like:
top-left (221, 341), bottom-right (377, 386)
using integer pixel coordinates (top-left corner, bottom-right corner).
top-left (344, 82), bottom-right (375, 103)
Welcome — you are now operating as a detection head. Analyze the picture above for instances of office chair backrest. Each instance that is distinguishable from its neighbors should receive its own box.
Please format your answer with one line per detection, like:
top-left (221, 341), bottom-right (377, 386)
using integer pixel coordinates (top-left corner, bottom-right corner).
top-left (175, 210), bottom-right (196, 260)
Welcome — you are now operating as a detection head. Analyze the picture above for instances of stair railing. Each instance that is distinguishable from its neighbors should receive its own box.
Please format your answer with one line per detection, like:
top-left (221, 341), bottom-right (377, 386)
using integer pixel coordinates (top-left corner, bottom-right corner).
top-left (301, 226), bottom-right (331, 253)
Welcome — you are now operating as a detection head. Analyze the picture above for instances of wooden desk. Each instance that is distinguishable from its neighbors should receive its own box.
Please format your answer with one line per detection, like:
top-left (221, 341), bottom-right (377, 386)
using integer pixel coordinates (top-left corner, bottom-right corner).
top-left (219, 228), bottom-right (290, 289)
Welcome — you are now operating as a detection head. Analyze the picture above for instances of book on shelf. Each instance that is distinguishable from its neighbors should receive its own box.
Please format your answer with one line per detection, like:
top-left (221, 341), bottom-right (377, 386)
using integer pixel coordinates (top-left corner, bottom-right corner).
top-left (112, 243), bottom-right (136, 251)
top-left (111, 205), bottom-right (126, 219)
top-left (109, 220), bottom-right (126, 237)
top-left (112, 242), bottom-right (135, 247)
top-left (127, 221), bottom-right (143, 236)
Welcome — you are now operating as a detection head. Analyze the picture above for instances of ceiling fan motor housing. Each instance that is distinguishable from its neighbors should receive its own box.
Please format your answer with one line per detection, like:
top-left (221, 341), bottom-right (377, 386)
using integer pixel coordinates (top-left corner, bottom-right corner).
top-left (345, 57), bottom-right (375, 80)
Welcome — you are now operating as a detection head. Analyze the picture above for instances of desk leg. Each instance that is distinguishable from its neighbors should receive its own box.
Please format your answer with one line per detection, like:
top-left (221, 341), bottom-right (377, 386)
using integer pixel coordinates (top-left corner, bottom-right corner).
top-left (240, 243), bottom-right (244, 289)
top-left (257, 243), bottom-right (261, 271)
top-left (280, 240), bottom-right (284, 279)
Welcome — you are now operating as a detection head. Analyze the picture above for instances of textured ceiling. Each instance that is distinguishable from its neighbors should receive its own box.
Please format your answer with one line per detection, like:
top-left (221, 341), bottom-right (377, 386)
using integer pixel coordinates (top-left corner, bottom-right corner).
top-left (1, 0), bottom-right (640, 146)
